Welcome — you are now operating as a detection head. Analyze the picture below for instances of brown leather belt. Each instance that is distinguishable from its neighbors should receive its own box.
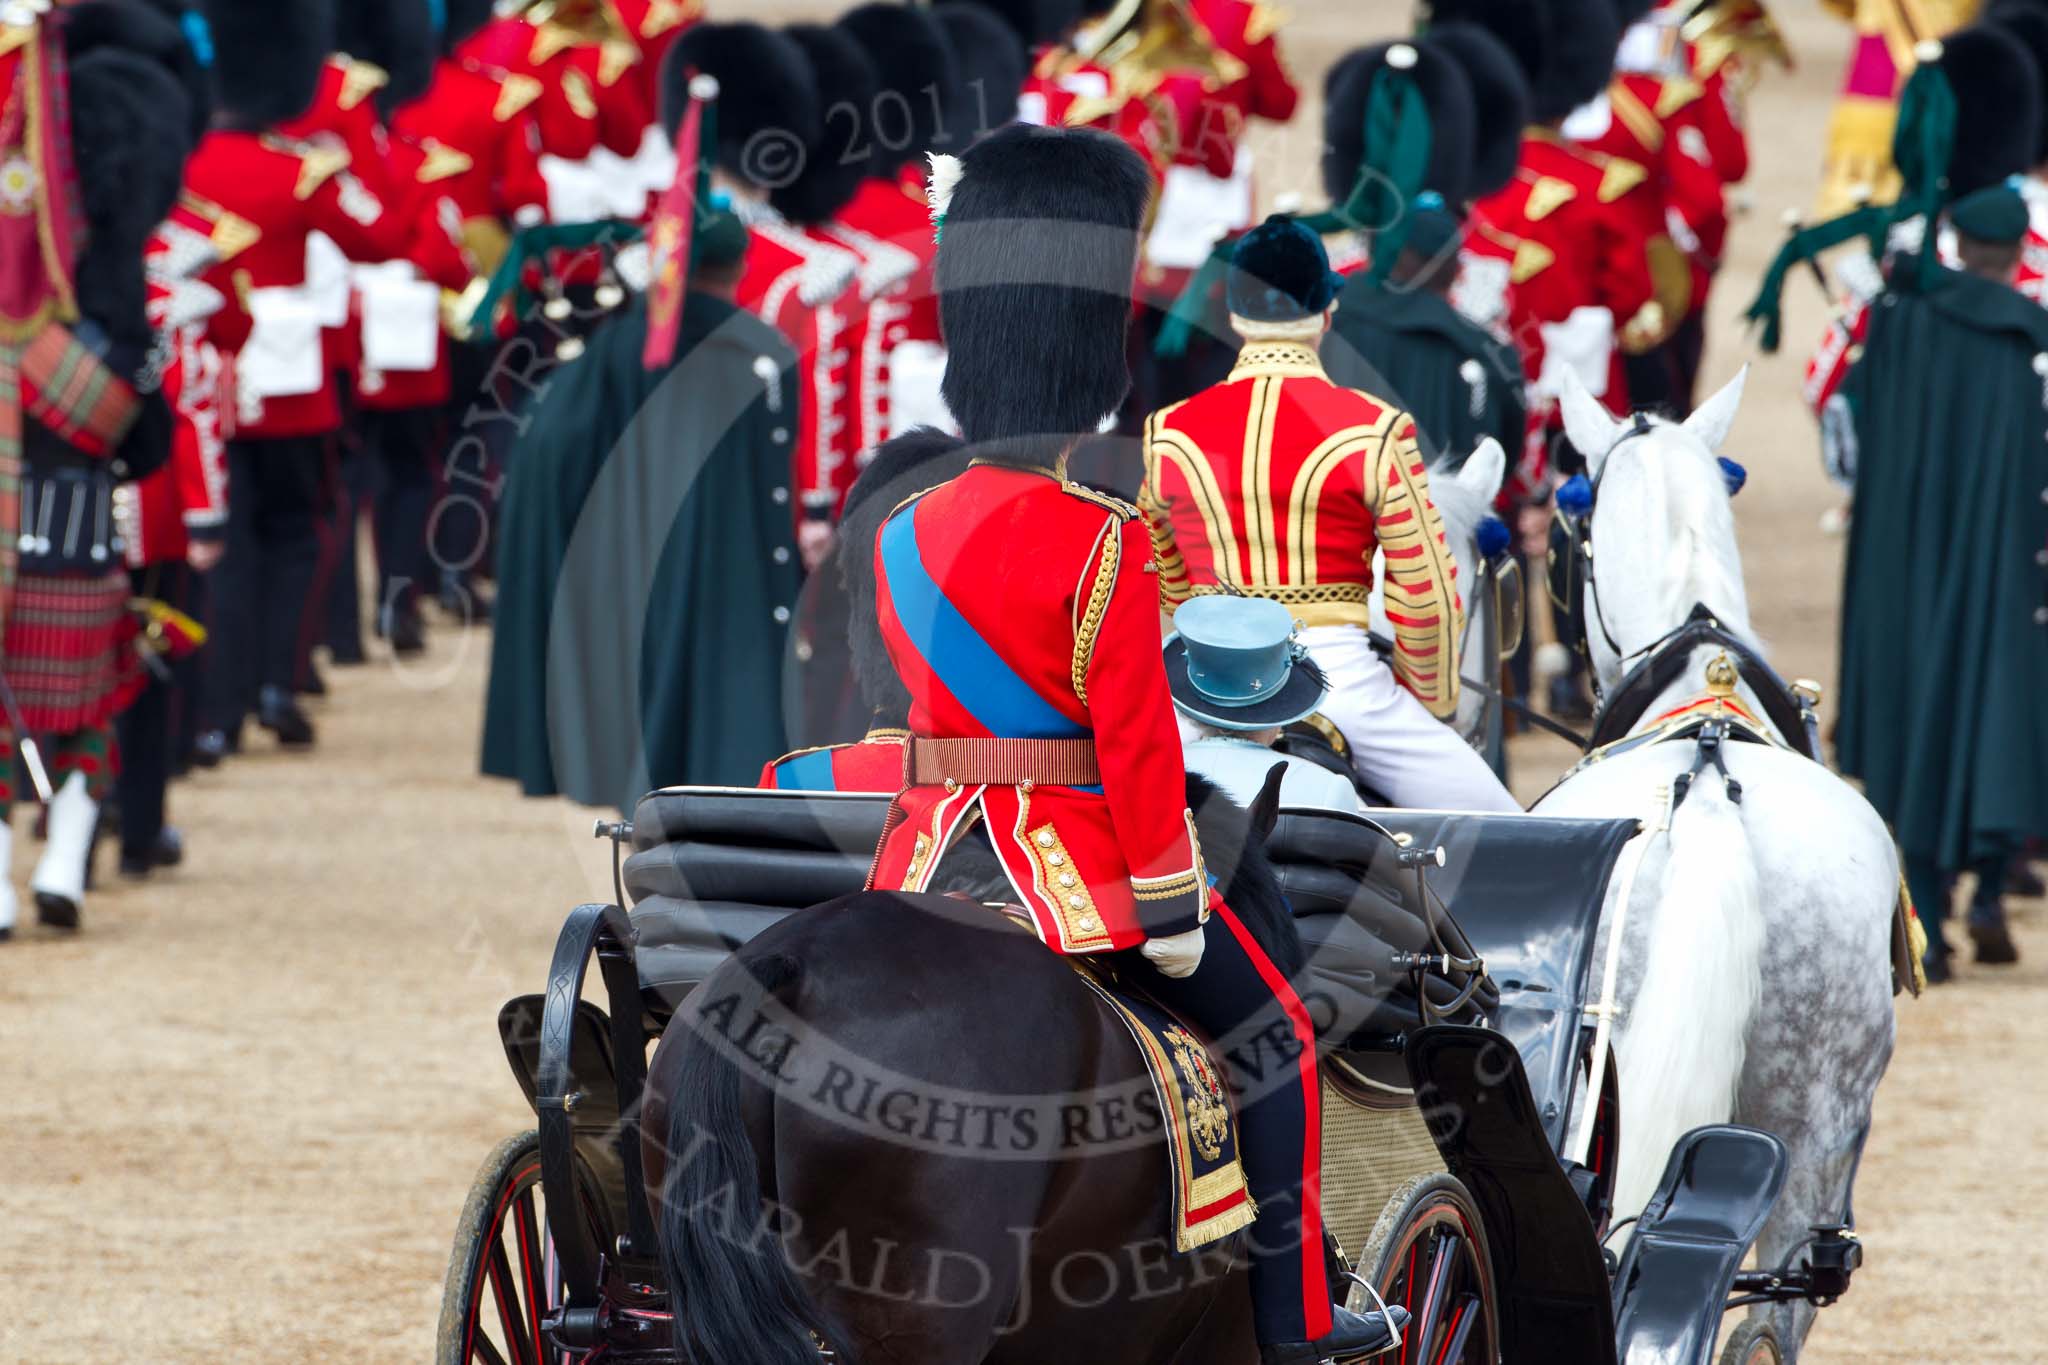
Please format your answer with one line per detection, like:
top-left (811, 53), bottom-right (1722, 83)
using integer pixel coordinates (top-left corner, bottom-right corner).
top-left (907, 737), bottom-right (1101, 788)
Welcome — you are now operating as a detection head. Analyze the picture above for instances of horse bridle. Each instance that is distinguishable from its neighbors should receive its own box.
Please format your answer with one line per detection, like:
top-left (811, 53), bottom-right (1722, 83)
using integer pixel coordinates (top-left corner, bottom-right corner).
top-left (1547, 413), bottom-right (1663, 698)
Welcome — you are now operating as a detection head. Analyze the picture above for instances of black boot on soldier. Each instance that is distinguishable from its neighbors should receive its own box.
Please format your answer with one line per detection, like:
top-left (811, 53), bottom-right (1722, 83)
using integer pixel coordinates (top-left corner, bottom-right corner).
top-left (258, 685), bottom-right (316, 748)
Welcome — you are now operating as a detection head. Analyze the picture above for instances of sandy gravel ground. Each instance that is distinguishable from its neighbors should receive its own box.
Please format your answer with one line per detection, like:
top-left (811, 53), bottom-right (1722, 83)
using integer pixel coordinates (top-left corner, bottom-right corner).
top-left (2, 2), bottom-right (2044, 1361)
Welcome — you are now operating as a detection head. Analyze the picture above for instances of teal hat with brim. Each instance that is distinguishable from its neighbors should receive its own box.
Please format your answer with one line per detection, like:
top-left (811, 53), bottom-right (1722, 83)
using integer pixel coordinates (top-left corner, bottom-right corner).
top-left (1950, 182), bottom-right (2031, 245)
top-left (1163, 596), bottom-right (1329, 732)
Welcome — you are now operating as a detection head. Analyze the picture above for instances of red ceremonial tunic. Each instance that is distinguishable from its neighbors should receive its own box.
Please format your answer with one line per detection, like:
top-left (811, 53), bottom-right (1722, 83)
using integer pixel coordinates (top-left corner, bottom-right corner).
top-left (454, 15), bottom-right (603, 162)
top-left (1141, 340), bottom-right (1465, 717)
top-left (181, 132), bottom-right (407, 439)
top-left (388, 57), bottom-right (550, 275)
top-left (824, 173), bottom-right (943, 457)
top-left (1179, 0), bottom-right (1299, 178)
top-left (355, 136), bottom-right (475, 412)
top-left (735, 206), bottom-right (859, 518)
top-left (757, 728), bottom-right (909, 793)
top-left (1476, 132), bottom-right (1658, 417)
top-left (870, 465), bottom-right (1210, 953)
top-left (609, 0), bottom-right (700, 116)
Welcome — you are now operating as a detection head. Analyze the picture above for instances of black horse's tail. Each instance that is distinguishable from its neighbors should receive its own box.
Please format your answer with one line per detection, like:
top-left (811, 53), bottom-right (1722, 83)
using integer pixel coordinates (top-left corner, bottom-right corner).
top-left (658, 952), bottom-right (848, 1365)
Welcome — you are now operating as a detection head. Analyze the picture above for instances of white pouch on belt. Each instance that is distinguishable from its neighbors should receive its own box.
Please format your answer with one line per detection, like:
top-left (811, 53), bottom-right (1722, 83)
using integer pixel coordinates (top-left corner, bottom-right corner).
top-left (304, 231), bottom-right (353, 328)
top-left (240, 286), bottom-right (325, 399)
top-left (356, 261), bottom-right (441, 373)
top-left (1536, 306), bottom-right (1616, 401)
top-left (541, 153), bottom-right (608, 225)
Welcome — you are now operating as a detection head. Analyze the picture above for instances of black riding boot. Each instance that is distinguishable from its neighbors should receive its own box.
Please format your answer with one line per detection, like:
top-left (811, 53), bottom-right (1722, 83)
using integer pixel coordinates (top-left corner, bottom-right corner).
top-left (1967, 854), bottom-right (2019, 965)
top-left (1258, 1305), bottom-right (1410, 1364)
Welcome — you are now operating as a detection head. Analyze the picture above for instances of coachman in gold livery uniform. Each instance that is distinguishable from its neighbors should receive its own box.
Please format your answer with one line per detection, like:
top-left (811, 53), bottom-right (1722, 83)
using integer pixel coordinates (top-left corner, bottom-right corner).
top-left (1143, 214), bottom-right (1520, 811)
top-left (863, 125), bottom-right (1403, 1363)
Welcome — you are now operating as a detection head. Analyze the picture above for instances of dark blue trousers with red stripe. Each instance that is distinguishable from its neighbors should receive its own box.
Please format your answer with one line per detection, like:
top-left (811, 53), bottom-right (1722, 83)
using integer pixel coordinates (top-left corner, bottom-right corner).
top-left (1138, 901), bottom-right (1331, 1346)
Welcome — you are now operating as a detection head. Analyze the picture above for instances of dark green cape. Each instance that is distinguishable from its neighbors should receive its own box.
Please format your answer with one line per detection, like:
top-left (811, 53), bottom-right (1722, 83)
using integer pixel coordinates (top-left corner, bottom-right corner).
top-left (480, 293), bottom-right (802, 810)
top-left (1321, 275), bottom-right (1527, 467)
top-left (1837, 267), bottom-right (2048, 868)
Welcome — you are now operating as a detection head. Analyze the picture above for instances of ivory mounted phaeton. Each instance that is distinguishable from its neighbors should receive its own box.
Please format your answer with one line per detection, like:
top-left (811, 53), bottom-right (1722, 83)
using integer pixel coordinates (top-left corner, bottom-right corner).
top-left (435, 785), bottom-right (1863, 1365)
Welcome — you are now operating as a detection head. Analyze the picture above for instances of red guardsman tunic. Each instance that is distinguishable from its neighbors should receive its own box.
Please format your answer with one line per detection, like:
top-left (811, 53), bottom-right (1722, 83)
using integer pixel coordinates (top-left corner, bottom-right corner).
top-left (609, 0), bottom-right (700, 116)
top-left (354, 134), bottom-right (476, 412)
top-left (1141, 338), bottom-right (1465, 717)
top-left (455, 14), bottom-right (604, 162)
top-left (734, 204), bottom-right (859, 520)
top-left (757, 727), bottom-right (909, 792)
top-left (870, 465), bottom-right (1210, 953)
top-left (388, 57), bottom-right (550, 277)
top-left (1178, 0), bottom-right (1299, 179)
top-left (181, 132), bottom-right (408, 439)
top-left (823, 171), bottom-right (943, 456)
top-left (1476, 131), bottom-right (1659, 417)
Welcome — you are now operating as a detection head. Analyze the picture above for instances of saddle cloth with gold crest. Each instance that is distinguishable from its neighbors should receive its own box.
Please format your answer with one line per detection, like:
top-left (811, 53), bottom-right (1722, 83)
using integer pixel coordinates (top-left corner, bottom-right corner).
top-left (1067, 959), bottom-right (1257, 1253)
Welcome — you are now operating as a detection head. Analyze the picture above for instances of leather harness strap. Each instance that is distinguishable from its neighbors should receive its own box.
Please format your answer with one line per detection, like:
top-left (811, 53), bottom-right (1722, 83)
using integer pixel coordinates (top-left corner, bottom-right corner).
top-left (906, 737), bottom-right (1102, 788)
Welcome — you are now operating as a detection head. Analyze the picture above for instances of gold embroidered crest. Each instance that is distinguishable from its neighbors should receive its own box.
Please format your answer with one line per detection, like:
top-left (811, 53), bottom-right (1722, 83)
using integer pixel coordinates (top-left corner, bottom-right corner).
top-left (1167, 1027), bottom-right (1230, 1162)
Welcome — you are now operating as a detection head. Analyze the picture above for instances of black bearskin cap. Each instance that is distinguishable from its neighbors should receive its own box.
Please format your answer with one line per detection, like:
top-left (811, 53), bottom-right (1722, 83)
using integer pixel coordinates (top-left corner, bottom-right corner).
top-left (938, 0), bottom-right (1076, 48)
top-left (1936, 24), bottom-right (2042, 194)
top-left (59, 0), bottom-right (211, 147)
top-left (1426, 23), bottom-right (1530, 198)
top-left (665, 23), bottom-right (822, 192)
top-left (443, 0), bottom-right (497, 50)
top-left (1990, 1), bottom-right (2048, 163)
top-left (337, 0), bottom-right (436, 109)
top-left (1422, 0), bottom-right (1610, 124)
top-left (934, 2), bottom-right (1028, 143)
top-left (1418, 0), bottom-right (1548, 88)
top-left (935, 124), bottom-right (1151, 445)
top-left (1227, 214), bottom-right (1341, 321)
top-left (775, 25), bottom-right (879, 224)
top-left (200, 0), bottom-right (336, 127)
top-left (70, 49), bottom-right (191, 346)
top-left (1534, 0), bottom-right (1620, 123)
top-left (1322, 41), bottom-right (1477, 207)
top-left (837, 3), bottom-right (958, 178)
top-left (840, 427), bottom-right (973, 718)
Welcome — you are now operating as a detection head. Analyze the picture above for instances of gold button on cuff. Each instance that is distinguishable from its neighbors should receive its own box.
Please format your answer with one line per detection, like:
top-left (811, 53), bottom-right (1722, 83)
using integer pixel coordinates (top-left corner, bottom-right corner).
top-left (1048, 851), bottom-right (1064, 866)
top-left (1037, 831), bottom-right (1056, 849)
top-left (944, 778), bottom-right (959, 793)
top-left (1068, 895), bottom-right (1087, 910)
top-left (1078, 915), bottom-right (1099, 933)
top-left (1059, 873), bottom-right (1076, 888)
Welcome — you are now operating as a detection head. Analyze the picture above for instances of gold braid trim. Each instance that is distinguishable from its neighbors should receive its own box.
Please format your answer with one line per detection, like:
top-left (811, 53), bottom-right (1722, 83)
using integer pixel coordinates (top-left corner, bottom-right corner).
top-left (1187, 581), bottom-right (1369, 605)
top-left (1072, 519), bottom-right (1121, 705)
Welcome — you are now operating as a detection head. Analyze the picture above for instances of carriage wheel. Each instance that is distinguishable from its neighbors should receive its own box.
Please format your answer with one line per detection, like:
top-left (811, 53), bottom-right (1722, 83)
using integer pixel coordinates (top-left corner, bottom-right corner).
top-left (435, 1131), bottom-right (569, 1365)
top-left (1351, 1173), bottom-right (1499, 1365)
top-left (1718, 1318), bottom-right (1784, 1365)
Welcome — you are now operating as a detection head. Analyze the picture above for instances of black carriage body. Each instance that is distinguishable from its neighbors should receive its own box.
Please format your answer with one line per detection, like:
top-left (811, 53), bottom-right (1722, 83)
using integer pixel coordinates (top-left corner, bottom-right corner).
top-left (479, 787), bottom-right (1792, 1365)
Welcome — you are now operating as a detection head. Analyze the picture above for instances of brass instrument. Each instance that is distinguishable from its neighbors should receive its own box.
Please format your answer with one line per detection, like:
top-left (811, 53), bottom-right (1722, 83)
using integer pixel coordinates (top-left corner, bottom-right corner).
top-left (1682, 0), bottom-right (1793, 91)
top-left (1074, 0), bottom-right (1248, 107)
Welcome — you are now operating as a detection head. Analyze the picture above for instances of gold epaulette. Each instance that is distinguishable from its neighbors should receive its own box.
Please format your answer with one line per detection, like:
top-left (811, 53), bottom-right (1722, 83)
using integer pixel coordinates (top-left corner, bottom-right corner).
top-left (1062, 482), bottom-right (1140, 521)
top-left (562, 68), bottom-right (598, 120)
top-left (640, 0), bottom-right (696, 39)
top-left (293, 145), bottom-right (353, 200)
top-left (1597, 157), bottom-right (1648, 203)
top-left (1512, 238), bottom-right (1555, 284)
top-left (416, 139), bottom-right (474, 184)
top-left (1524, 175), bottom-right (1577, 222)
top-left (179, 190), bottom-right (262, 260)
top-left (598, 39), bottom-right (639, 87)
top-left (1655, 75), bottom-right (1705, 120)
top-left (1244, 1), bottom-right (1287, 46)
top-left (530, 20), bottom-right (579, 67)
top-left (337, 58), bottom-right (390, 112)
top-left (493, 73), bottom-right (543, 122)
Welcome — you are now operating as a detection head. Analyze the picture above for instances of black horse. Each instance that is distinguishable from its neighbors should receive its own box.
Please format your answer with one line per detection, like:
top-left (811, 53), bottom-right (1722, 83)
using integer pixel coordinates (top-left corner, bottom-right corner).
top-left (641, 777), bottom-right (1308, 1365)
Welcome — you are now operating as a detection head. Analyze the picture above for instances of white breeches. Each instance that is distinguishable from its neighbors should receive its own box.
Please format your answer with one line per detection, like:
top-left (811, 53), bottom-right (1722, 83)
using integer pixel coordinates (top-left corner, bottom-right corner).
top-left (1298, 624), bottom-right (1521, 813)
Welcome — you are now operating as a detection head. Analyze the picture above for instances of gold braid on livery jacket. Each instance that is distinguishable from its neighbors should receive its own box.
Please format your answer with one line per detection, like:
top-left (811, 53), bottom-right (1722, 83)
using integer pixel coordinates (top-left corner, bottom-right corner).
top-left (1140, 338), bottom-right (1466, 718)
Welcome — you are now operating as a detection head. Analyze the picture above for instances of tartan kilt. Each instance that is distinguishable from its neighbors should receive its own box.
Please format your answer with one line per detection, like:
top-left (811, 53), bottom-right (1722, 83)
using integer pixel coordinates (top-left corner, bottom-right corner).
top-left (2, 569), bottom-right (142, 734)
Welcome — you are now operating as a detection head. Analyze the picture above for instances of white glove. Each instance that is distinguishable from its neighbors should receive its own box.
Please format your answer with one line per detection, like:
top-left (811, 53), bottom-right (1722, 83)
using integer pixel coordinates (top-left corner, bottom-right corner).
top-left (1140, 926), bottom-right (1207, 979)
